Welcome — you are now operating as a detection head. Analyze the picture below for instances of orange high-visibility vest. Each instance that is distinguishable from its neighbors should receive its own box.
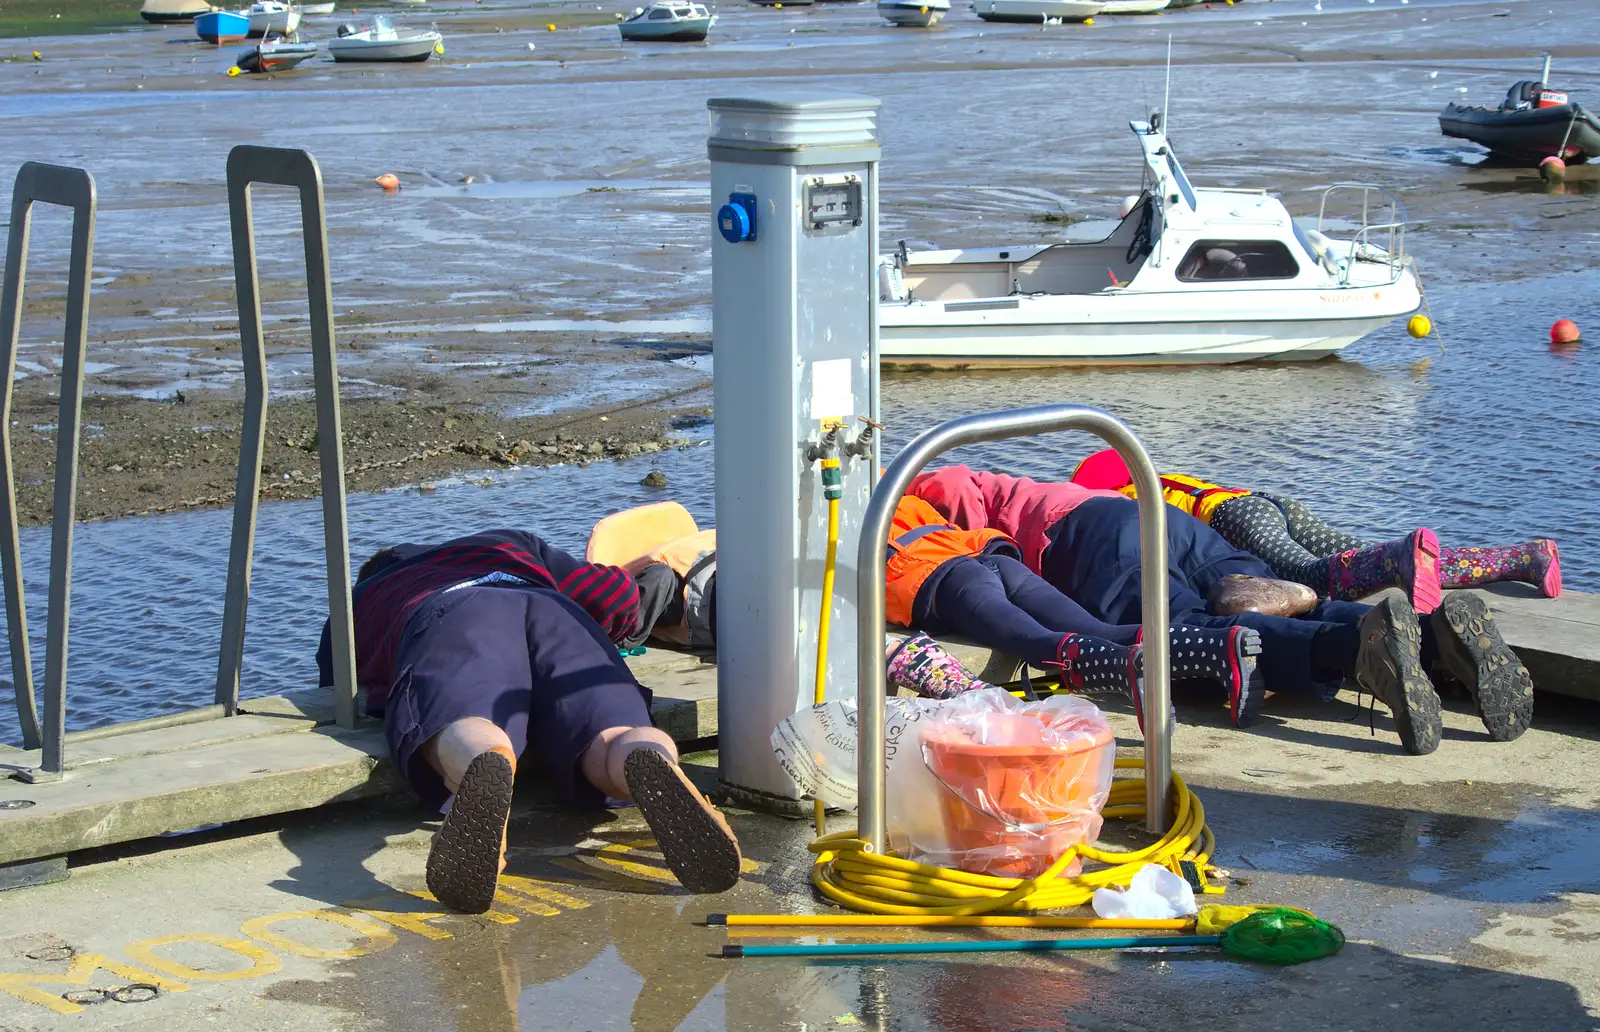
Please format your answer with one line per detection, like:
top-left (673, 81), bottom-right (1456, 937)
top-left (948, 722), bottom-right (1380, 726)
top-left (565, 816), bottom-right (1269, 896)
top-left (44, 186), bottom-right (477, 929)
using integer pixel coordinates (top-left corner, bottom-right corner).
top-left (885, 497), bottom-right (1014, 628)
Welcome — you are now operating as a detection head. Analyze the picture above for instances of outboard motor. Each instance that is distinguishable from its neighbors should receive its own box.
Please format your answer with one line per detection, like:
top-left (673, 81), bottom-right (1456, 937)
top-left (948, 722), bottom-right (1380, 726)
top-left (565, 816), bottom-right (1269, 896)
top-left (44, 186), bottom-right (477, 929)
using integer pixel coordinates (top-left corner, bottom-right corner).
top-left (336, 21), bottom-right (358, 36)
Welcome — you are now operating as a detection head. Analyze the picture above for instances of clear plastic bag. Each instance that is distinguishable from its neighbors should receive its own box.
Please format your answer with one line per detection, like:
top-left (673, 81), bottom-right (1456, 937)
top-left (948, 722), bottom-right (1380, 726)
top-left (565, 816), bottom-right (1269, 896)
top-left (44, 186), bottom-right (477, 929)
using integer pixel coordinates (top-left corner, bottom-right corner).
top-left (771, 687), bottom-right (1114, 878)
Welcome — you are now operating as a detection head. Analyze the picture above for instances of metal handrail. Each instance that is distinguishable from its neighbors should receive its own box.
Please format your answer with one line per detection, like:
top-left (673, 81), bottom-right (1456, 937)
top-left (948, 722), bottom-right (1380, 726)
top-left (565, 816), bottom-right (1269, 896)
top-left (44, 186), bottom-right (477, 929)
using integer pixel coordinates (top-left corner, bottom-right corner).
top-left (0, 163), bottom-right (96, 780)
top-left (1315, 183), bottom-right (1407, 285)
top-left (215, 146), bottom-right (358, 728)
top-left (854, 405), bottom-right (1172, 853)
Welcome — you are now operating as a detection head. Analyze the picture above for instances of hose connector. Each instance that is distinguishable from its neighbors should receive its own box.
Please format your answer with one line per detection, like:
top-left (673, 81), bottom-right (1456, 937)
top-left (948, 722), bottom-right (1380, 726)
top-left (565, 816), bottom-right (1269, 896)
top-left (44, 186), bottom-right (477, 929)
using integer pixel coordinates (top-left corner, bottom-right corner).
top-left (820, 455), bottom-right (842, 501)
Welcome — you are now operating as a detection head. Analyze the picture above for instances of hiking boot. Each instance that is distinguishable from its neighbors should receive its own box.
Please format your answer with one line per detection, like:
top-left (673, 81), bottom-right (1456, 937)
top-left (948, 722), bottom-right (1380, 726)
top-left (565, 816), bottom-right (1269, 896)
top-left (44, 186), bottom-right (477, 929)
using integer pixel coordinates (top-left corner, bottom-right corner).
top-left (1353, 595), bottom-right (1441, 755)
top-left (1431, 593), bottom-right (1534, 742)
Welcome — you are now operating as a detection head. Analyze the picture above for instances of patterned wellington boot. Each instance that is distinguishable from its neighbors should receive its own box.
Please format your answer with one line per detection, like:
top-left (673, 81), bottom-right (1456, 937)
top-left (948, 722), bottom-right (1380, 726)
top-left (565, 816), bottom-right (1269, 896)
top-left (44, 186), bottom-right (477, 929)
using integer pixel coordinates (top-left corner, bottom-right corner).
top-left (885, 633), bottom-right (995, 699)
top-left (1437, 539), bottom-right (1561, 599)
top-left (1052, 634), bottom-right (1167, 735)
top-left (1133, 626), bottom-right (1268, 728)
top-left (1327, 528), bottom-right (1442, 615)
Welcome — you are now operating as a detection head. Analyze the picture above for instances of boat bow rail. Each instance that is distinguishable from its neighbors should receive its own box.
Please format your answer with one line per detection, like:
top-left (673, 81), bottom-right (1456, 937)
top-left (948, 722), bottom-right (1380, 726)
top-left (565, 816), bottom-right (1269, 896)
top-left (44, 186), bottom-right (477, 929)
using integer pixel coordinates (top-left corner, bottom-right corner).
top-left (1314, 183), bottom-right (1408, 286)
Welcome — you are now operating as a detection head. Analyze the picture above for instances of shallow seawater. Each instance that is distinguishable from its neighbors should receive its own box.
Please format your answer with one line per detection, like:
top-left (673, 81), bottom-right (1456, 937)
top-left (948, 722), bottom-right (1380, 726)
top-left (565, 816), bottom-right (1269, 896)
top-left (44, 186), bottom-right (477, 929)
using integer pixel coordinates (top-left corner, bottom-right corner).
top-left (0, 267), bottom-right (1596, 742)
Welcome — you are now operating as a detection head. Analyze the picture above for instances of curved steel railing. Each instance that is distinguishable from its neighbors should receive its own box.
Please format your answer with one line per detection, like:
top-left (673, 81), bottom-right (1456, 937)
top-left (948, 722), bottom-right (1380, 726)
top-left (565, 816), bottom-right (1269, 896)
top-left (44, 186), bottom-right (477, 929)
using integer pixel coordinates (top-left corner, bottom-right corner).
top-left (854, 405), bottom-right (1172, 852)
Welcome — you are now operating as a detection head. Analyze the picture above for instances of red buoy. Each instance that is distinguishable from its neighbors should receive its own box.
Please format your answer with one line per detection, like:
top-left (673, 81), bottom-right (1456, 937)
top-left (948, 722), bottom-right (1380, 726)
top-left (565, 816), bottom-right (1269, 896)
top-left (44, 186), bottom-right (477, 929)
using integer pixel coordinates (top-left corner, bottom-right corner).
top-left (1540, 156), bottom-right (1567, 181)
top-left (1551, 319), bottom-right (1581, 344)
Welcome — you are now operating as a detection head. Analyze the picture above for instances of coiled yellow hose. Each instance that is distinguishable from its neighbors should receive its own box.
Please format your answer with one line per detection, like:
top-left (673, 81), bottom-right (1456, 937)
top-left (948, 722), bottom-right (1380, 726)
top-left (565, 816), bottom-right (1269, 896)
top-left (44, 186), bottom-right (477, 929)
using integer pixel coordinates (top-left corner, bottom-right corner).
top-left (808, 759), bottom-right (1215, 915)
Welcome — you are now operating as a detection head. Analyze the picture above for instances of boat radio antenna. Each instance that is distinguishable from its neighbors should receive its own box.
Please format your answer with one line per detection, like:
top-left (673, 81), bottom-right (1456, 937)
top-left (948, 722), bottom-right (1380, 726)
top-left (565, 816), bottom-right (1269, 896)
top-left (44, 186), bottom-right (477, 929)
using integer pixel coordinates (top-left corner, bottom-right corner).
top-left (1162, 34), bottom-right (1172, 136)
top-left (1540, 52), bottom-right (1551, 85)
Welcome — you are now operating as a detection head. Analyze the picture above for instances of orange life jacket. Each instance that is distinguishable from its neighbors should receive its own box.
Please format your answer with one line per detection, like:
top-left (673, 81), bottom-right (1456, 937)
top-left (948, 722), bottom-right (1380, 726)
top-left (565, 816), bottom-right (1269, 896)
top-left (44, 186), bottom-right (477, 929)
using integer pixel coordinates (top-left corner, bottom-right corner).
top-left (1117, 472), bottom-right (1250, 524)
top-left (636, 529), bottom-right (717, 647)
top-left (885, 496), bottom-right (1014, 628)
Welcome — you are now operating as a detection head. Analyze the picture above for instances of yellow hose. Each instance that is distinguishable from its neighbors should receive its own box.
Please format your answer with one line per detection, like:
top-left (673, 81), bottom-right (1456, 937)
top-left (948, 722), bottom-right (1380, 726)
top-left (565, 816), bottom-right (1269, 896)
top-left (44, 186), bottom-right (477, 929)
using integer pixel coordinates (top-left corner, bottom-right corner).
top-left (807, 759), bottom-right (1215, 915)
top-left (811, 460), bottom-right (842, 837)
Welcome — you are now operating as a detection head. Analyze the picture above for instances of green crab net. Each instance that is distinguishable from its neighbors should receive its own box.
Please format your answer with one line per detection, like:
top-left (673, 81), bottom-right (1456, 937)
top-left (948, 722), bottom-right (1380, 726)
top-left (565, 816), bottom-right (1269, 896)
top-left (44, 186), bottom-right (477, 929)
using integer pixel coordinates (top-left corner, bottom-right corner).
top-left (1219, 907), bottom-right (1345, 965)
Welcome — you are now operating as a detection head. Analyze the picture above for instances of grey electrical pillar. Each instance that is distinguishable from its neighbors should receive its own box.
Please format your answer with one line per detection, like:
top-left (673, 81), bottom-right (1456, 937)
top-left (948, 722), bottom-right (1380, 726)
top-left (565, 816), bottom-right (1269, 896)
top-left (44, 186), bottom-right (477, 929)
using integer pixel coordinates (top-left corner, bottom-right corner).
top-left (707, 93), bottom-right (882, 809)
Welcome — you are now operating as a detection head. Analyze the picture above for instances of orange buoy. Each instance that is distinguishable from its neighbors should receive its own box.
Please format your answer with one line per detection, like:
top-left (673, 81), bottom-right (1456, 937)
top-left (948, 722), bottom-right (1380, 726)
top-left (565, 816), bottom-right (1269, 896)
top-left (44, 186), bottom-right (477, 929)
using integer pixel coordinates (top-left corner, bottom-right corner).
top-left (1540, 156), bottom-right (1567, 181)
top-left (375, 173), bottom-right (400, 191)
top-left (1551, 319), bottom-right (1580, 344)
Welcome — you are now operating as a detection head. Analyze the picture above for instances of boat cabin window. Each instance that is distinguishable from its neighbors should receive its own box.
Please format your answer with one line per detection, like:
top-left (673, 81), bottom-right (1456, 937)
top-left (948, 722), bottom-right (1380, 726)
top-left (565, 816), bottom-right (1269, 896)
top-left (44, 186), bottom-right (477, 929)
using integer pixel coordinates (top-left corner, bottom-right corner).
top-left (649, 8), bottom-right (674, 16)
top-left (1176, 240), bottom-right (1299, 281)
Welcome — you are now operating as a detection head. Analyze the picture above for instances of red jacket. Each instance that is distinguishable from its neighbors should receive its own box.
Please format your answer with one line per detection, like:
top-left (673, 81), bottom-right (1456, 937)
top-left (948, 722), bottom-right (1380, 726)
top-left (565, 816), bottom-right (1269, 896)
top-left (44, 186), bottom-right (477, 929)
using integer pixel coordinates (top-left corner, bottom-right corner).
top-left (908, 465), bottom-right (1123, 573)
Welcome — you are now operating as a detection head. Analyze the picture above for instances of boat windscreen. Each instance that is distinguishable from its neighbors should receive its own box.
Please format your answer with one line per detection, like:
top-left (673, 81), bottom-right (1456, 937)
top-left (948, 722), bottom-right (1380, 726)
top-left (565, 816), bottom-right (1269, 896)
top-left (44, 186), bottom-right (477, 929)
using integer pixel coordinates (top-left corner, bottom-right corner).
top-left (372, 13), bottom-right (393, 32)
top-left (1165, 151), bottom-right (1196, 210)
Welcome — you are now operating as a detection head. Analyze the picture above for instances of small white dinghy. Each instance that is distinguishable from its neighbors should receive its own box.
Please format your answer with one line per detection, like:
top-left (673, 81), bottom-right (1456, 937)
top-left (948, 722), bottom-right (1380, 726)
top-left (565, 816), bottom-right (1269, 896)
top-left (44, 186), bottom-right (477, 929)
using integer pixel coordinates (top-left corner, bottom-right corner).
top-left (877, 117), bottom-right (1423, 366)
top-left (328, 15), bottom-right (442, 61)
top-left (244, 0), bottom-right (300, 36)
top-left (972, 0), bottom-right (1102, 21)
top-left (1099, 0), bottom-right (1167, 11)
top-left (878, 0), bottom-right (949, 26)
top-left (618, 1), bottom-right (717, 42)
top-left (299, 2), bottom-right (337, 14)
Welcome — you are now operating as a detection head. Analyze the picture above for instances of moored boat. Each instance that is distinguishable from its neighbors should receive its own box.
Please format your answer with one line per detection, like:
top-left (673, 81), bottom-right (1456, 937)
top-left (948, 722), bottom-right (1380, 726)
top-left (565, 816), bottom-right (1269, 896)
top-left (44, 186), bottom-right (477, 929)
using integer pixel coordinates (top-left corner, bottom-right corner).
top-left (972, 0), bottom-right (1103, 23)
top-left (618, 1), bottom-right (717, 42)
top-left (141, 0), bottom-right (216, 23)
top-left (878, 0), bottom-right (949, 25)
top-left (195, 9), bottom-right (251, 42)
top-left (244, 0), bottom-right (300, 36)
top-left (328, 16), bottom-right (442, 61)
top-left (1440, 78), bottom-right (1600, 164)
top-left (1100, 0), bottom-right (1167, 12)
top-left (236, 36), bottom-right (319, 71)
top-left (300, 2), bottom-right (337, 14)
top-left (877, 117), bottom-right (1422, 366)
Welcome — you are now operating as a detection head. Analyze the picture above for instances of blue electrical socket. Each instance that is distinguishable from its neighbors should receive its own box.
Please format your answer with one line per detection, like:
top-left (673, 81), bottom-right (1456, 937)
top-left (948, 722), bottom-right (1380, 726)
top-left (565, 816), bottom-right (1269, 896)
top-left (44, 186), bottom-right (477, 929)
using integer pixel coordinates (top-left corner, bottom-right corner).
top-left (717, 192), bottom-right (758, 243)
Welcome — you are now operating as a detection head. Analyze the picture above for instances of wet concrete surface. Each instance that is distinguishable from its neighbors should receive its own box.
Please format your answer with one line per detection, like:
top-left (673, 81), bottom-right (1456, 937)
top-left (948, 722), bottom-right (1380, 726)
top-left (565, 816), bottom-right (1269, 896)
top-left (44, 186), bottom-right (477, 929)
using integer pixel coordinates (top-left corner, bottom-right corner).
top-left (2, 697), bottom-right (1598, 1031)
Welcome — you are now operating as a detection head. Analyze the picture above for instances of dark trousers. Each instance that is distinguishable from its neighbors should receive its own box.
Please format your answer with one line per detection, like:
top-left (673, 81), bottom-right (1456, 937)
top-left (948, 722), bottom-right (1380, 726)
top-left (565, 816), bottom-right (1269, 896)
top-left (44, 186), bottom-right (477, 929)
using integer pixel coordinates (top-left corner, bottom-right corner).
top-left (914, 554), bottom-right (1140, 667)
top-left (1041, 497), bottom-right (1369, 696)
top-left (385, 585), bottom-right (653, 809)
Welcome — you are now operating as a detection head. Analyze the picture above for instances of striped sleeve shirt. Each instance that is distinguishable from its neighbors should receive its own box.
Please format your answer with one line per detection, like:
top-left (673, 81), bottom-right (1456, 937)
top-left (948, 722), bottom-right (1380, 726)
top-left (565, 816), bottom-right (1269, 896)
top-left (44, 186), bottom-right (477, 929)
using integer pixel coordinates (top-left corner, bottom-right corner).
top-left (316, 529), bottom-right (640, 706)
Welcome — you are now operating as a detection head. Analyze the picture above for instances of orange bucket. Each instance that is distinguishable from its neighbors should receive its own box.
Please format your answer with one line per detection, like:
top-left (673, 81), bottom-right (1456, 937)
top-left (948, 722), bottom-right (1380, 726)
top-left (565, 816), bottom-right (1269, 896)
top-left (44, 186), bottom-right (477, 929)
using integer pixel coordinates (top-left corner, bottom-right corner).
top-left (920, 712), bottom-right (1113, 879)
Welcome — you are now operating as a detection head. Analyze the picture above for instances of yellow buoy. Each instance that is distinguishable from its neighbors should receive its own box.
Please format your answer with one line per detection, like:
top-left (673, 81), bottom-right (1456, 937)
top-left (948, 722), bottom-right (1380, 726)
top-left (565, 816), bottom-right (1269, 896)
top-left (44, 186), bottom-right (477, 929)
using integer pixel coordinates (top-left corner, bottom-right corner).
top-left (546, 21), bottom-right (557, 29)
top-left (434, 40), bottom-right (445, 54)
top-left (1083, 16), bottom-right (1093, 23)
top-left (1407, 314), bottom-right (1431, 339)
top-left (227, 65), bottom-right (241, 76)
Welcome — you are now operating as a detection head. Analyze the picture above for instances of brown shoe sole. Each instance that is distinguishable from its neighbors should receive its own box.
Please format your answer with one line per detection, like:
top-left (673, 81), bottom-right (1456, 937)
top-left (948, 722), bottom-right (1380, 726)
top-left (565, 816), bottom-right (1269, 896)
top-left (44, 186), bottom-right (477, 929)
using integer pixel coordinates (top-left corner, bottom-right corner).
top-left (623, 749), bottom-right (742, 894)
top-left (425, 751), bottom-right (514, 914)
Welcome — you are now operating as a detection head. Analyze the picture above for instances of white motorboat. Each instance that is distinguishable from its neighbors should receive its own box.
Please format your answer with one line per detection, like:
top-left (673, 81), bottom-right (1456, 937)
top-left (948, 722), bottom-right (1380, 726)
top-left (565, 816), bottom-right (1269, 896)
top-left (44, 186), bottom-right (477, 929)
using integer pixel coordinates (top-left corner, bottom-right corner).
top-left (878, 0), bottom-right (949, 26)
top-left (244, 0), bottom-right (300, 36)
top-left (1099, 0), bottom-right (1167, 12)
top-left (328, 16), bottom-right (442, 61)
top-left (618, 1), bottom-right (716, 41)
top-left (972, 0), bottom-right (1102, 22)
top-left (299, 2), bottom-right (336, 14)
top-left (877, 118), bottom-right (1423, 366)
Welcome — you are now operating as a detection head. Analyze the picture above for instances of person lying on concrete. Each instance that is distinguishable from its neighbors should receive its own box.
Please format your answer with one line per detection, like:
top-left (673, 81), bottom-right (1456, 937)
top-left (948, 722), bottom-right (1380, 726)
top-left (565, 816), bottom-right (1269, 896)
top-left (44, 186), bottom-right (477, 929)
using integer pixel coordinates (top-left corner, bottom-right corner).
top-left (1071, 448), bottom-right (1562, 608)
top-left (588, 500), bottom-right (1256, 726)
top-left (909, 466), bottom-right (1533, 754)
top-left (315, 529), bottom-right (741, 914)
top-left (881, 495), bottom-right (1265, 727)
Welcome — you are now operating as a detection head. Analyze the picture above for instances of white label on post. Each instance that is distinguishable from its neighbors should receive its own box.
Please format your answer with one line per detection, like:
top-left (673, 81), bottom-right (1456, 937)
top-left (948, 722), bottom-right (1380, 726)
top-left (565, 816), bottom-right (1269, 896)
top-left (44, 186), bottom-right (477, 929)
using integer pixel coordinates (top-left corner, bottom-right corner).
top-left (809, 358), bottom-right (854, 421)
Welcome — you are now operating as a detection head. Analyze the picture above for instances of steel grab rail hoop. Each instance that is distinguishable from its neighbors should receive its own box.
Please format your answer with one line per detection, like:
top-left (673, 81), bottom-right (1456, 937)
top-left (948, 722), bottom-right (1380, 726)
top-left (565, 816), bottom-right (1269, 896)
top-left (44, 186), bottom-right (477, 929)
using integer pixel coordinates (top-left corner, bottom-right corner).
top-left (854, 405), bottom-right (1172, 853)
top-left (0, 163), bottom-right (97, 779)
top-left (216, 145), bottom-right (358, 728)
